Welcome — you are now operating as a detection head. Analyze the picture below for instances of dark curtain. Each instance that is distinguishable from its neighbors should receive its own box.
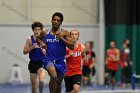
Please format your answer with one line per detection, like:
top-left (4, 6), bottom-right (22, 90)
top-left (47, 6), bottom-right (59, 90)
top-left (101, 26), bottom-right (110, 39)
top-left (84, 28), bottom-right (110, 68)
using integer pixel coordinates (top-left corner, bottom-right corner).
top-left (105, 0), bottom-right (140, 81)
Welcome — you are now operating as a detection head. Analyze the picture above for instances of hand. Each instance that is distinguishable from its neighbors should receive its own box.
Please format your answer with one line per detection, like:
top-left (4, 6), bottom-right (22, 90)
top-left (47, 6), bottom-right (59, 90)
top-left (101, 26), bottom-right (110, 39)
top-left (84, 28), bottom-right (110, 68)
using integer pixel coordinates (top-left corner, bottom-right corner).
top-left (83, 56), bottom-right (88, 63)
top-left (130, 61), bottom-right (133, 66)
top-left (33, 43), bottom-right (39, 48)
top-left (29, 43), bottom-right (39, 52)
top-left (40, 42), bottom-right (47, 49)
top-left (124, 62), bottom-right (128, 67)
top-left (89, 64), bottom-right (93, 69)
top-left (66, 51), bottom-right (73, 58)
top-left (41, 48), bottom-right (46, 55)
top-left (69, 51), bottom-right (73, 56)
top-left (55, 31), bottom-right (64, 39)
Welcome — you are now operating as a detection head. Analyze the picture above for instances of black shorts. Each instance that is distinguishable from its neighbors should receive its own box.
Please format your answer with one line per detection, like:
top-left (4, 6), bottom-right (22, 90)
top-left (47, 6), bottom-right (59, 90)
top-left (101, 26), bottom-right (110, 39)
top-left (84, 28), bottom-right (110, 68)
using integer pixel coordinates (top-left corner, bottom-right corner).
top-left (64, 74), bottom-right (82, 92)
top-left (28, 60), bottom-right (43, 73)
top-left (106, 68), bottom-right (117, 77)
top-left (82, 66), bottom-right (91, 77)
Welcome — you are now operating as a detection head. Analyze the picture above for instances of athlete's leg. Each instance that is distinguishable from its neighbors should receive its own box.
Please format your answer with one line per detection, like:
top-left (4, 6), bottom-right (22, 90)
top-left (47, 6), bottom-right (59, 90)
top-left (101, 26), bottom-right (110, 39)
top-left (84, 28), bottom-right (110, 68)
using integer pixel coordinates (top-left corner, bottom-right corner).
top-left (111, 76), bottom-right (115, 90)
top-left (104, 72), bottom-right (109, 86)
top-left (28, 61), bottom-right (38, 93)
top-left (73, 75), bottom-right (82, 93)
top-left (47, 65), bottom-right (57, 93)
top-left (82, 66), bottom-right (89, 89)
top-left (56, 73), bottom-right (64, 93)
top-left (64, 76), bottom-right (73, 93)
top-left (73, 84), bottom-right (80, 93)
top-left (30, 73), bottom-right (37, 93)
top-left (82, 76), bottom-right (89, 89)
top-left (82, 68), bottom-right (90, 89)
top-left (121, 68), bottom-right (126, 87)
top-left (37, 68), bottom-right (45, 93)
top-left (110, 70), bottom-right (116, 89)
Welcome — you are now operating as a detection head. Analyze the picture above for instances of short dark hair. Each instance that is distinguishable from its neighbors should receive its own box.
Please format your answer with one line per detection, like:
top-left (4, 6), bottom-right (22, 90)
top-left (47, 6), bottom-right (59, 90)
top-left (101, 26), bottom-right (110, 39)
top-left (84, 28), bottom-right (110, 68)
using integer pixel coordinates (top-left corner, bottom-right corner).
top-left (52, 12), bottom-right (63, 23)
top-left (31, 21), bottom-right (43, 30)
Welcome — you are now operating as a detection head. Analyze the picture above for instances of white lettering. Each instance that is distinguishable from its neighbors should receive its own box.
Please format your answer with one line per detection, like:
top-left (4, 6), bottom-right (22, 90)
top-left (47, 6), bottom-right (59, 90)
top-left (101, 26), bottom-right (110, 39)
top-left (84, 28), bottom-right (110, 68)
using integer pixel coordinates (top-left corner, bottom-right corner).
top-left (46, 39), bottom-right (59, 42)
top-left (73, 52), bottom-right (81, 57)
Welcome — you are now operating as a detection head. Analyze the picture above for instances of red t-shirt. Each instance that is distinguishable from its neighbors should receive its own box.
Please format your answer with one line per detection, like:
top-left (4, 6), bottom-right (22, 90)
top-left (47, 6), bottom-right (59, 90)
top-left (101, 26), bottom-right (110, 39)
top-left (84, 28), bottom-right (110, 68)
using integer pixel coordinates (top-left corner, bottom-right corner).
top-left (65, 44), bottom-right (82, 76)
top-left (83, 51), bottom-right (93, 66)
top-left (120, 51), bottom-right (127, 68)
top-left (106, 48), bottom-right (119, 71)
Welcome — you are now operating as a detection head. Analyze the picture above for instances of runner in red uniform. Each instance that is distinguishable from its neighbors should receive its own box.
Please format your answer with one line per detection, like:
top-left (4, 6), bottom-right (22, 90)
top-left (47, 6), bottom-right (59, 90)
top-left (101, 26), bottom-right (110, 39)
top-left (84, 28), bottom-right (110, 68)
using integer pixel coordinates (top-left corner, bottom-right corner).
top-left (82, 41), bottom-right (96, 87)
top-left (64, 30), bottom-right (86, 93)
top-left (82, 41), bottom-right (95, 88)
top-left (104, 41), bottom-right (120, 90)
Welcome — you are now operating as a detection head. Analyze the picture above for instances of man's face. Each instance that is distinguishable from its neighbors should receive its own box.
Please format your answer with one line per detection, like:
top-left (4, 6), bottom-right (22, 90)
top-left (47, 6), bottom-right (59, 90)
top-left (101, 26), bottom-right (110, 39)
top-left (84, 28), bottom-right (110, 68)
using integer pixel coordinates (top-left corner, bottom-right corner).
top-left (70, 30), bottom-right (79, 42)
top-left (51, 16), bottom-right (62, 29)
top-left (33, 27), bottom-right (41, 37)
top-left (110, 42), bottom-right (115, 48)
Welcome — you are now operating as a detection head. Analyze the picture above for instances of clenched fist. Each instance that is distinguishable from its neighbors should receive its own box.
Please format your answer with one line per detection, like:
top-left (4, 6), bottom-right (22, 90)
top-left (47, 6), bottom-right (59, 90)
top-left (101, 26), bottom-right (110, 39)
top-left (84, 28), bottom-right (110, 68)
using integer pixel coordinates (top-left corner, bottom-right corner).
top-left (55, 31), bottom-right (64, 39)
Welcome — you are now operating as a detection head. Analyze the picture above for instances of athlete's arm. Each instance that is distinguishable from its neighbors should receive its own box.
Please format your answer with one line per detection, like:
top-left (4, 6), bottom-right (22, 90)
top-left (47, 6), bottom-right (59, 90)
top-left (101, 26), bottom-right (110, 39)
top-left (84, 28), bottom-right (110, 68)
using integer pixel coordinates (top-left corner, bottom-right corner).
top-left (36, 29), bottom-right (47, 41)
top-left (88, 52), bottom-right (94, 69)
top-left (65, 47), bottom-right (73, 59)
top-left (105, 49), bottom-right (109, 65)
top-left (92, 52), bottom-right (96, 63)
top-left (36, 30), bottom-right (48, 49)
top-left (56, 30), bottom-right (74, 50)
top-left (81, 44), bottom-right (86, 59)
top-left (81, 44), bottom-right (88, 63)
top-left (92, 51), bottom-right (96, 67)
top-left (114, 49), bottom-right (120, 62)
top-left (23, 37), bottom-right (34, 54)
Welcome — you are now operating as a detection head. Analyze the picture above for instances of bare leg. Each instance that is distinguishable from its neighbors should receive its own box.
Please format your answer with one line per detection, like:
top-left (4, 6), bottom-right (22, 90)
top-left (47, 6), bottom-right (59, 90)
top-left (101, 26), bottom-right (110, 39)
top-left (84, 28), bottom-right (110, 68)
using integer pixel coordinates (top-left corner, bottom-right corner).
top-left (38, 68), bottom-right (45, 93)
top-left (56, 74), bottom-right (64, 93)
top-left (48, 66), bottom-right (57, 93)
top-left (82, 76), bottom-right (88, 89)
top-left (30, 73), bottom-right (37, 93)
top-left (104, 72), bottom-right (109, 87)
top-left (73, 84), bottom-right (80, 93)
top-left (111, 77), bottom-right (115, 89)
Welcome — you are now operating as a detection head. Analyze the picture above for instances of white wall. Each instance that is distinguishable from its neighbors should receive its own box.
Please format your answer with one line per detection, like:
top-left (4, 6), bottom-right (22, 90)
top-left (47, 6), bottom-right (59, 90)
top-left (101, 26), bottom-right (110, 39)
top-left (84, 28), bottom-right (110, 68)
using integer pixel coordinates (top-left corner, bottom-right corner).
top-left (0, 0), bottom-right (98, 24)
top-left (0, 24), bottom-right (99, 83)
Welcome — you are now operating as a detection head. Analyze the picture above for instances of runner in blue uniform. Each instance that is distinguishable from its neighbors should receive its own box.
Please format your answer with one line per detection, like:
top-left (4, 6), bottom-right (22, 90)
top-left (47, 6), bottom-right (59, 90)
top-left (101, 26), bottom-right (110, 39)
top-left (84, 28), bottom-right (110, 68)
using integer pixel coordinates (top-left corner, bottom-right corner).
top-left (23, 21), bottom-right (46, 93)
top-left (37, 12), bottom-right (74, 93)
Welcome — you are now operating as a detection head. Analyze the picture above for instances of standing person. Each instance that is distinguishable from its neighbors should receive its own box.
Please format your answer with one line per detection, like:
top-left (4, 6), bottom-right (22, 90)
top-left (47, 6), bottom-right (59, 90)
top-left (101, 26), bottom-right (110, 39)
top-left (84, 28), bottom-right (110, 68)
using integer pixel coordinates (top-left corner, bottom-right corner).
top-left (82, 41), bottom-right (95, 89)
top-left (37, 12), bottom-right (74, 93)
top-left (23, 21), bottom-right (46, 93)
top-left (120, 39), bottom-right (132, 87)
top-left (104, 41), bottom-right (120, 90)
top-left (64, 30), bottom-right (86, 93)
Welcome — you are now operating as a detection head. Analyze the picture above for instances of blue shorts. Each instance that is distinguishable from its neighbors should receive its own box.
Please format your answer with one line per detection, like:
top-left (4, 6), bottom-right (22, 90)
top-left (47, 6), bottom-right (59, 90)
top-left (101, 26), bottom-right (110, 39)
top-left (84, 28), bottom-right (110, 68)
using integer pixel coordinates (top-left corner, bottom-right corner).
top-left (43, 59), bottom-right (66, 75)
top-left (43, 60), bottom-right (65, 89)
